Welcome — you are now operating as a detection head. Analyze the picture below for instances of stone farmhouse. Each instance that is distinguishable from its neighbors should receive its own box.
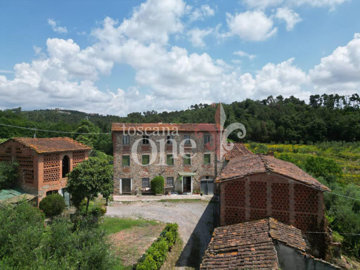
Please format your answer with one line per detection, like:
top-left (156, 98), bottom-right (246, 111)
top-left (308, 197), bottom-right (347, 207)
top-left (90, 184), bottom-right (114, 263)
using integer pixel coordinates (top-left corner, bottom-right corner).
top-left (0, 137), bottom-right (91, 204)
top-left (112, 123), bottom-right (223, 195)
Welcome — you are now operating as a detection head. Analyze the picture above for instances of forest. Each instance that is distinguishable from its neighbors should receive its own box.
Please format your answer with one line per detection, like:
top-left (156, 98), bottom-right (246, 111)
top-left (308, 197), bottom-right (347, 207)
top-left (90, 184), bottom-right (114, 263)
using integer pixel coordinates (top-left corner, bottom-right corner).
top-left (0, 93), bottom-right (360, 146)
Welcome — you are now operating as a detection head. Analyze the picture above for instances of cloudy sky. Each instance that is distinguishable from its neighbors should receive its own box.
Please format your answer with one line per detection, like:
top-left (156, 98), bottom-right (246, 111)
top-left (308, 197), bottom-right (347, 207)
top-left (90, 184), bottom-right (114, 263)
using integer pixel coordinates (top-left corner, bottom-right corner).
top-left (0, 0), bottom-right (360, 115)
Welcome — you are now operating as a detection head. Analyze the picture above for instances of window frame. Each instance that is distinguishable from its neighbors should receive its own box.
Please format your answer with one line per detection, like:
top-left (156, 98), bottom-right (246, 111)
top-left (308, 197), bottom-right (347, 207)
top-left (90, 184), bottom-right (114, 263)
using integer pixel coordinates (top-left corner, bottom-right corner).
top-left (166, 154), bottom-right (174, 166)
top-left (166, 177), bottom-right (174, 187)
top-left (183, 153), bottom-right (191, 165)
top-left (122, 134), bottom-right (130, 145)
top-left (184, 134), bottom-right (191, 145)
top-left (142, 178), bottom-right (150, 188)
top-left (142, 135), bottom-right (150, 145)
top-left (142, 154), bottom-right (150, 165)
top-left (122, 155), bottom-right (130, 167)
top-left (204, 153), bottom-right (211, 165)
top-left (204, 134), bottom-right (211, 145)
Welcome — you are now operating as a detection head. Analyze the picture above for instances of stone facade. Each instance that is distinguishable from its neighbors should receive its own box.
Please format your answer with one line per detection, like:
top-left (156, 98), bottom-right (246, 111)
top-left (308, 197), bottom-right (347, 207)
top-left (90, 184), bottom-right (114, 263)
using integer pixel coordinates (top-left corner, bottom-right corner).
top-left (0, 138), bottom-right (90, 204)
top-left (112, 123), bottom-right (221, 195)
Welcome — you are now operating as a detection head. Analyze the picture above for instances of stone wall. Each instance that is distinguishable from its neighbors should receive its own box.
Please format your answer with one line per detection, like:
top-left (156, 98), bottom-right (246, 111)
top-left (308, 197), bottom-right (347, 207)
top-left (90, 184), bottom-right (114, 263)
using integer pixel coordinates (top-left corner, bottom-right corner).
top-left (113, 131), bottom-right (219, 194)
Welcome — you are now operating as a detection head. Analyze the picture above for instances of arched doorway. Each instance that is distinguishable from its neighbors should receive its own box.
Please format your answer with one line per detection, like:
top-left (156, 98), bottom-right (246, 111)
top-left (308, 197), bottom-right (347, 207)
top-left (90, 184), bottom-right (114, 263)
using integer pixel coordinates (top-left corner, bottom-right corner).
top-left (62, 155), bottom-right (70, 178)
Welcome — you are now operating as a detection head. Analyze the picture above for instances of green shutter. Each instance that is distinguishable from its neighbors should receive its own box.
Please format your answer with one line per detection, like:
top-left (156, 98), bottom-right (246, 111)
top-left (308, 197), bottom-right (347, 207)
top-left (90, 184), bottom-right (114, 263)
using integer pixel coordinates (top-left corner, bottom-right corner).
top-left (167, 154), bottom-right (174, 165)
top-left (204, 154), bottom-right (211, 164)
top-left (122, 155), bottom-right (130, 166)
top-left (142, 155), bottom-right (150, 165)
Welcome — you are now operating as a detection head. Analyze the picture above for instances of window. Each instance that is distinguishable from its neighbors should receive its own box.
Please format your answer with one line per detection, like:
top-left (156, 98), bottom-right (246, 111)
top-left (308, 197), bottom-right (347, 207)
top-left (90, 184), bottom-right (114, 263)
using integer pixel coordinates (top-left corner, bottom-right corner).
top-left (166, 177), bottom-right (174, 187)
top-left (204, 134), bottom-right (211, 145)
top-left (142, 135), bottom-right (149, 144)
top-left (204, 154), bottom-right (211, 165)
top-left (166, 135), bottom-right (173, 144)
top-left (184, 135), bottom-right (191, 145)
top-left (122, 134), bottom-right (130, 145)
top-left (142, 178), bottom-right (150, 188)
top-left (62, 155), bottom-right (70, 178)
top-left (142, 155), bottom-right (150, 165)
top-left (166, 154), bottom-right (174, 166)
top-left (122, 155), bottom-right (130, 166)
top-left (183, 153), bottom-right (191, 165)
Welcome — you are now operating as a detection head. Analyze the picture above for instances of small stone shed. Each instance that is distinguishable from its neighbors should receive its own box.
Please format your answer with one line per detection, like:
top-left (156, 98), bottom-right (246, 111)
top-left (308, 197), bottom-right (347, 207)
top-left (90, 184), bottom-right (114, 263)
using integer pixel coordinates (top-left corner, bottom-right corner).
top-left (217, 154), bottom-right (330, 233)
top-left (200, 218), bottom-right (339, 270)
top-left (0, 137), bottom-right (91, 204)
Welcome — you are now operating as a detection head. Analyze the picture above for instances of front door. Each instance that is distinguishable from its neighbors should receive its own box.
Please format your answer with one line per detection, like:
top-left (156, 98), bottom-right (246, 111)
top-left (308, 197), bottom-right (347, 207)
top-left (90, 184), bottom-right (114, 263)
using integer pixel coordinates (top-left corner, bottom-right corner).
top-left (183, 176), bottom-right (192, 193)
top-left (122, 178), bottom-right (131, 194)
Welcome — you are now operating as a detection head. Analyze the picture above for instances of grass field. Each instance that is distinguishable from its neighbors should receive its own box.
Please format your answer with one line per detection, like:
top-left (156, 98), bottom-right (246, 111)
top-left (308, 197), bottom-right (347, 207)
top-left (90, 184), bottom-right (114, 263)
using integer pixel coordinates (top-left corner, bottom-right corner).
top-left (100, 217), bottom-right (158, 235)
top-left (246, 142), bottom-right (360, 185)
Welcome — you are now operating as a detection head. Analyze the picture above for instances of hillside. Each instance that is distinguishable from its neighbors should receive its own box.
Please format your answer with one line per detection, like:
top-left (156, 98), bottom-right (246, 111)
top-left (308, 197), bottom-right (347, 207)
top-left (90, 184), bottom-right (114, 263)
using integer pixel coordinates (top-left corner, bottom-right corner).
top-left (1, 93), bottom-right (360, 144)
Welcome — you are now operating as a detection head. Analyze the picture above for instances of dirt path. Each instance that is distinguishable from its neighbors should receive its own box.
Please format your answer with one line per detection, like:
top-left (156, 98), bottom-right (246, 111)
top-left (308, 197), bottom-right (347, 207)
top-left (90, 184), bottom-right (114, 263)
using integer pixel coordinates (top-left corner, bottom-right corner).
top-left (106, 200), bottom-right (216, 269)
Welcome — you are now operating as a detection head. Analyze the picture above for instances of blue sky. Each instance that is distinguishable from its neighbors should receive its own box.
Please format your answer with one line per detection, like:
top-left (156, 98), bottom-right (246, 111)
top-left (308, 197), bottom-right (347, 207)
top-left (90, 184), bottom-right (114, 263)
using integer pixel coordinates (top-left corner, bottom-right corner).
top-left (0, 0), bottom-right (359, 115)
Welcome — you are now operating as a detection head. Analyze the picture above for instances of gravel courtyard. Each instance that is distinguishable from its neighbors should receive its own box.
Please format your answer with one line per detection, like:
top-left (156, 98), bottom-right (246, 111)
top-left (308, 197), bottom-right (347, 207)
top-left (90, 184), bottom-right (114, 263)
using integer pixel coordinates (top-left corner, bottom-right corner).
top-left (106, 199), bottom-right (217, 268)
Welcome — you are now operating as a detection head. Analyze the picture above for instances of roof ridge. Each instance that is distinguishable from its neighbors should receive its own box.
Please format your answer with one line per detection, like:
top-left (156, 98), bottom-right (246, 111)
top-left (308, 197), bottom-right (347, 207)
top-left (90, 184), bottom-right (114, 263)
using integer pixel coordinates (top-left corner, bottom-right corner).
top-left (259, 154), bottom-right (271, 172)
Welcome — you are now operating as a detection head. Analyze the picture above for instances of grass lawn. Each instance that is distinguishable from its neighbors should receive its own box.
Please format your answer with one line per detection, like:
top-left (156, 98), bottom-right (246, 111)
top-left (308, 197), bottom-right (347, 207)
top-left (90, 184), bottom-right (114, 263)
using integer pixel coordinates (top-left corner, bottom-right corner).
top-left (101, 216), bottom-right (158, 235)
top-left (101, 217), bottom-right (165, 269)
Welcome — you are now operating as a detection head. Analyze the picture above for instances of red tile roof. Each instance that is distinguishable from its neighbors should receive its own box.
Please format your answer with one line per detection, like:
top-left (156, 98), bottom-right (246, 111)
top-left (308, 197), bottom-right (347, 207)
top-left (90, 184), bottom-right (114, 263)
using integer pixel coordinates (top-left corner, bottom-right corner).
top-left (112, 123), bottom-right (219, 132)
top-left (217, 154), bottom-right (330, 191)
top-left (200, 218), bottom-right (307, 269)
top-left (8, 137), bottom-right (91, 154)
top-left (224, 143), bottom-right (253, 160)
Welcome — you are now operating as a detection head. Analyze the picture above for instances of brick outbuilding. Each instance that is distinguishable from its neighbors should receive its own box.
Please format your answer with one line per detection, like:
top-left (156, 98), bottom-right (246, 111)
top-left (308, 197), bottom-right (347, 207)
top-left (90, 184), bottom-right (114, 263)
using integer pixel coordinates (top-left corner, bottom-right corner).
top-left (0, 137), bottom-right (91, 204)
top-left (217, 154), bottom-right (330, 233)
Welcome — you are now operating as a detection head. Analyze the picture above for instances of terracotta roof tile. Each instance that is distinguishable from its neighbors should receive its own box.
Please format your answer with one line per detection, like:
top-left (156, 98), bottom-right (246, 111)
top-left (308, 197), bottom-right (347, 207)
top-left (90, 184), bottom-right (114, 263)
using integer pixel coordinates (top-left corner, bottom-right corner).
top-left (224, 143), bottom-right (253, 160)
top-left (8, 137), bottom-right (91, 154)
top-left (217, 154), bottom-right (330, 191)
top-left (112, 123), bottom-right (218, 132)
top-left (200, 218), bottom-right (307, 270)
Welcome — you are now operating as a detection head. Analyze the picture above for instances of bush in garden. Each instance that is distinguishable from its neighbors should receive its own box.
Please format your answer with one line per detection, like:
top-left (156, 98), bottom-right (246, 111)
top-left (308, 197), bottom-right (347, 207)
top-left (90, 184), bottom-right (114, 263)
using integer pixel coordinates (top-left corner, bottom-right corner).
top-left (136, 223), bottom-right (179, 270)
top-left (151, 176), bottom-right (164, 195)
top-left (39, 194), bottom-right (66, 217)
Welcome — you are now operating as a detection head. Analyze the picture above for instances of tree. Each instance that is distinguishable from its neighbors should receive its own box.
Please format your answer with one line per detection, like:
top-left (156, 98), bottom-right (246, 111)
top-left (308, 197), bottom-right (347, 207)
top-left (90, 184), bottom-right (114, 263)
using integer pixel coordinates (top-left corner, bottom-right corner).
top-left (0, 162), bottom-right (18, 189)
top-left (39, 194), bottom-right (66, 217)
top-left (67, 157), bottom-right (113, 214)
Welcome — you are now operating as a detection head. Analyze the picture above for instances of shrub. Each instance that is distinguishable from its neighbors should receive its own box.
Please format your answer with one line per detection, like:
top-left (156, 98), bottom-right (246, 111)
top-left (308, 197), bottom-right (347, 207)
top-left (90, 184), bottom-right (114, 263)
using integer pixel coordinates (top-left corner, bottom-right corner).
top-left (0, 161), bottom-right (18, 189)
top-left (151, 176), bottom-right (164, 195)
top-left (136, 223), bottom-right (179, 270)
top-left (304, 156), bottom-right (342, 180)
top-left (39, 194), bottom-right (66, 218)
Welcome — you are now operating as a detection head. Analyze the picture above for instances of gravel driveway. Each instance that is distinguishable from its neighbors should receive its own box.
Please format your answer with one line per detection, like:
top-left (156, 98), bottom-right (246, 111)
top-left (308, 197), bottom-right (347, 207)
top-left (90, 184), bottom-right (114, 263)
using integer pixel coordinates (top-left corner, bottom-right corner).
top-left (106, 199), bottom-right (217, 268)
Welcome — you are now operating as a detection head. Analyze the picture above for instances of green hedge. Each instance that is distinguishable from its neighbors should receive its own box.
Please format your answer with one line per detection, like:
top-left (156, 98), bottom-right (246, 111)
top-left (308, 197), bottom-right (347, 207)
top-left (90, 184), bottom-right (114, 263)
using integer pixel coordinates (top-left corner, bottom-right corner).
top-left (39, 194), bottom-right (66, 217)
top-left (136, 223), bottom-right (179, 270)
top-left (151, 176), bottom-right (164, 195)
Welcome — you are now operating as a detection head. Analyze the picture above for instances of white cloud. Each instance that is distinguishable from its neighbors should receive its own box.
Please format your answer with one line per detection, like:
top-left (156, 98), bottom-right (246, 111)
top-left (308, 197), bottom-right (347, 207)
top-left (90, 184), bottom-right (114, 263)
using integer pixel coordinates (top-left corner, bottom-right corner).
top-left (116, 0), bottom-right (186, 44)
top-left (189, 4), bottom-right (215, 22)
top-left (310, 33), bottom-right (360, 92)
top-left (187, 28), bottom-right (213, 47)
top-left (243, 0), bottom-right (284, 10)
top-left (0, 0), bottom-right (357, 115)
top-left (244, 0), bottom-right (347, 9)
top-left (0, 69), bottom-right (13, 74)
top-left (290, 0), bottom-right (348, 9)
top-left (234, 50), bottom-right (256, 60)
top-left (226, 11), bottom-right (277, 41)
top-left (275, 8), bottom-right (301, 31)
top-left (48, 19), bottom-right (68, 34)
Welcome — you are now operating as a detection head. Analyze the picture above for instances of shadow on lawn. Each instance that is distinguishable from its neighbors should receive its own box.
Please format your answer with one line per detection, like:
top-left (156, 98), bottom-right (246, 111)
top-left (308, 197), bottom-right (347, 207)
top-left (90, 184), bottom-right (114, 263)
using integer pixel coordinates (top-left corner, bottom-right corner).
top-left (176, 196), bottom-right (219, 269)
